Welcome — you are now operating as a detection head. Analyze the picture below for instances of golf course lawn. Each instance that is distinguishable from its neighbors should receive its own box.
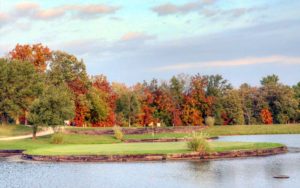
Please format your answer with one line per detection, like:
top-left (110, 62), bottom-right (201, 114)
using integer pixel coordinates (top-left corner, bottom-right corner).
top-left (24, 142), bottom-right (283, 156)
top-left (0, 125), bottom-right (289, 157)
top-left (124, 124), bottom-right (300, 140)
top-left (0, 134), bottom-right (120, 150)
top-left (0, 125), bottom-right (33, 137)
top-left (0, 135), bottom-right (281, 156)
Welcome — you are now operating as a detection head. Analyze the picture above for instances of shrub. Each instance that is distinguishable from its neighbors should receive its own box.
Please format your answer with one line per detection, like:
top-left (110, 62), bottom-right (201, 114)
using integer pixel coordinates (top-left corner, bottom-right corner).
top-left (113, 126), bottom-right (124, 141)
top-left (187, 132), bottom-right (210, 154)
top-left (205, 116), bottom-right (215, 126)
top-left (51, 133), bottom-right (64, 144)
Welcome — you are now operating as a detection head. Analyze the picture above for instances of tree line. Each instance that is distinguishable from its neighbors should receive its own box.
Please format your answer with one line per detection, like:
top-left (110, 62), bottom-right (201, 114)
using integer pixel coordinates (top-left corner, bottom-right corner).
top-left (0, 44), bottom-right (299, 131)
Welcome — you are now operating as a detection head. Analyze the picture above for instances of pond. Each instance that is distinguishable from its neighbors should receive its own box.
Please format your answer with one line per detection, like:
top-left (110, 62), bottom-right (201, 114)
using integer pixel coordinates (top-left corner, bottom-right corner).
top-left (1, 134), bottom-right (300, 188)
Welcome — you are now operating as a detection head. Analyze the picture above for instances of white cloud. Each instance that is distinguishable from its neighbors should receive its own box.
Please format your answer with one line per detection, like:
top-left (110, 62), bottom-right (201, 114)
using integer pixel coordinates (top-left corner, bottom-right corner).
top-left (154, 55), bottom-right (300, 71)
top-left (120, 32), bottom-right (155, 41)
top-left (152, 0), bottom-right (213, 16)
top-left (11, 2), bottom-right (120, 21)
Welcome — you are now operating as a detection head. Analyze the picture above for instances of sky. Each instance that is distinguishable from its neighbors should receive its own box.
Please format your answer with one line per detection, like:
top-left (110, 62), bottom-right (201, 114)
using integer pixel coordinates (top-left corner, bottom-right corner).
top-left (0, 0), bottom-right (299, 87)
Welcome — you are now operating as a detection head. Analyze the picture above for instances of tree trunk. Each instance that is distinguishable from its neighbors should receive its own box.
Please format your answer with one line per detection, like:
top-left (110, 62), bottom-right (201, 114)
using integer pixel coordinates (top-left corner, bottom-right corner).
top-left (15, 116), bottom-right (20, 125)
top-left (1, 114), bottom-right (8, 125)
top-left (24, 111), bottom-right (28, 125)
top-left (32, 125), bottom-right (38, 140)
top-left (128, 117), bottom-right (131, 127)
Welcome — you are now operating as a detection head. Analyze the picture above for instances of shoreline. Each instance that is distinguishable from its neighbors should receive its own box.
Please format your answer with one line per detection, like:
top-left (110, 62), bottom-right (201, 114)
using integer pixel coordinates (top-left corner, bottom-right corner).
top-left (5, 146), bottom-right (286, 162)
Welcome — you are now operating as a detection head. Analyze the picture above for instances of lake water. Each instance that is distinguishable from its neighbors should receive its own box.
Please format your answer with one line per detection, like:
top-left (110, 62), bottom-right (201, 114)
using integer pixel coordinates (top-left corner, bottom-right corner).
top-left (1, 134), bottom-right (300, 188)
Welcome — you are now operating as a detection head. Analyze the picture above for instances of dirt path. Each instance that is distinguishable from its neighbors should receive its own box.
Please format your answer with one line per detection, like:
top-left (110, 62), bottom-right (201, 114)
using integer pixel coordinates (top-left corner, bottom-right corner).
top-left (0, 128), bottom-right (54, 141)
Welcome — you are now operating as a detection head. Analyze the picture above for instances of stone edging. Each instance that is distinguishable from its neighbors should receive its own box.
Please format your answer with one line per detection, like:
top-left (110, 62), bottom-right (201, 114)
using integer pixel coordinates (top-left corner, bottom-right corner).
top-left (21, 146), bottom-right (287, 162)
top-left (0, 150), bottom-right (24, 157)
top-left (64, 126), bottom-right (205, 135)
top-left (125, 137), bottom-right (218, 143)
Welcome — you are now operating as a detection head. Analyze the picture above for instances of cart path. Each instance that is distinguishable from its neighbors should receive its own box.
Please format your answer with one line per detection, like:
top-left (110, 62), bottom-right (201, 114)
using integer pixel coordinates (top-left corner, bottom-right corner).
top-left (0, 128), bottom-right (54, 141)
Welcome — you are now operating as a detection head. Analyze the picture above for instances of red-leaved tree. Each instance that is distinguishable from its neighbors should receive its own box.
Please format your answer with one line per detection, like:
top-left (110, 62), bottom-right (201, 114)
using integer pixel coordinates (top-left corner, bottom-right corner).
top-left (260, 108), bottom-right (273, 124)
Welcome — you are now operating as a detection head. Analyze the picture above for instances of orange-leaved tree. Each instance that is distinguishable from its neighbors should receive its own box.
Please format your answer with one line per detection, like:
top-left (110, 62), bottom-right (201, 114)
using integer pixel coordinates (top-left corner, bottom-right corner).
top-left (9, 43), bottom-right (51, 73)
top-left (260, 108), bottom-right (273, 124)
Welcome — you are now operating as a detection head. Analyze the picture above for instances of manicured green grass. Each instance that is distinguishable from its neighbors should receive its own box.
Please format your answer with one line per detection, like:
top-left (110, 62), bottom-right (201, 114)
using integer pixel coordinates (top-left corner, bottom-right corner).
top-left (64, 124), bottom-right (300, 141)
top-left (211, 142), bottom-right (282, 152)
top-left (24, 141), bottom-right (283, 156)
top-left (202, 124), bottom-right (300, 137)
top-left (124, 133), bottom-right (190, 140)
top-left (0, 134), bottom-right (119, 150)
top-left (0, 125), bottom-right (33, 137)
top-left (0, 132), bottom-right (284, 156)
top-left (124, 124), bottom-right (300, 140)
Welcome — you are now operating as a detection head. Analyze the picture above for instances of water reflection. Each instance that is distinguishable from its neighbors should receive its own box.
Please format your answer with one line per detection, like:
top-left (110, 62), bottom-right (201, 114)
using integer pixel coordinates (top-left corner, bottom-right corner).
top-left (1, 134), bottom-right (299, 188)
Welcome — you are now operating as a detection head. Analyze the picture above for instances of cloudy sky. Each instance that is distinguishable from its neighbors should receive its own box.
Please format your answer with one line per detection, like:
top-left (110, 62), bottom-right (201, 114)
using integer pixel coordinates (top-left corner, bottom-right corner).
top-left (0, 0), bottom-right (299, 86)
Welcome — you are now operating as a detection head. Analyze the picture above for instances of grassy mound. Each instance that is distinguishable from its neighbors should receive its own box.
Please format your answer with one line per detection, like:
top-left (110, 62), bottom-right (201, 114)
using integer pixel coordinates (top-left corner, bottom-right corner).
top-left (24, 141), bottom-right (283, 156)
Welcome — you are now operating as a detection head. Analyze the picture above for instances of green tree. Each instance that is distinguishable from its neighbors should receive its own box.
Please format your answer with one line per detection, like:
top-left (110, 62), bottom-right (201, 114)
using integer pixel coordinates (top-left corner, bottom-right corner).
top-left (239, 83), bottom-right (266, 125)
top-left (221, 89), bottom-right (244, 125)
top-left (47, 51), bottom-right (90, 126)
top-left (0, 59), bottom-right (9, 124)
top-left (28, 84), bottom-right (75, 139)
top-left (116, 90), bottom-right (140, 127)
top-left (47, 51), bottom-right (89, 85)
top-left (260, 74), bottom-right (279, 86)
top-left (204, 75), bottom-right (232, 125)
top-left (0, 59), bottom-right (43, 125)
top-left (260, 76), bottom-right (298, 124)
top-left (86, 87), bottom-right (108, 124)
top-left (293, 82), bottom-right (300, 121)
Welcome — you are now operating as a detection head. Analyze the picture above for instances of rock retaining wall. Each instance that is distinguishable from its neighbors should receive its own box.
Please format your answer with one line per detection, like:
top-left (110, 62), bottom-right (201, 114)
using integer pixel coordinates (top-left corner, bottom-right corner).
top-left (22, 146), bottom-right (287, 162)
top-left (0, 150), bottom-right (24, 157)
top-left (64, 126), bottom-right (205, 135)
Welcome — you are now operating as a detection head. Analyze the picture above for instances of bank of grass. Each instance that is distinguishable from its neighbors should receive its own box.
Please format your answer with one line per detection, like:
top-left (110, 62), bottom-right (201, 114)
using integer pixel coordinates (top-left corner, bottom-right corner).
top-left (0, 125), bottom-right (33, 137)
top-left (125, 124), bottom-right (300, 140)
top-left (0, 132), bottom-right (284, 156)
top-left (63, 124), bottom-right (300, 140)
top-left (124, 133), bottom-right (189, 140)
top-left (202, 124), bottom-right (300, 137)
top-left (0, 134), bottom-right (120, 150)
top-left (24, 141), bottom-right (283, 156)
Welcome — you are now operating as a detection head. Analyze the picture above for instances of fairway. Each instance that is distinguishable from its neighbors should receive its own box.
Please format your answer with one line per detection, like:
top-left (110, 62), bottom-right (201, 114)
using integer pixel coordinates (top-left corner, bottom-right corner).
top-left (24, 141), bottom-right (283, 156)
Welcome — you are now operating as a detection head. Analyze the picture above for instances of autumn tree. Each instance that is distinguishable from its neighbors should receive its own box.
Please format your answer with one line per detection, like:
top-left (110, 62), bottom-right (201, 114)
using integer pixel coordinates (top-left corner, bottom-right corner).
top-left (169, 76), bottom-right (185, 126)
top-left (9, 43), bottom-right (51, 73)
top-left (48, 51), bottom-right (90, 126)
top-left (260, 75), bottom-right (298, 124)
top-left (205, 74), bottom-right (232, 125)
top-left (138, 86), bottom-right (156, 127)
top-left (181, 74), bottom-right (213, 126)
top-left (260, 108), bottom-right (273, 124)
top-left (239, 83), bottom-right (266, 125)
top-left (91, 75), bottom-right (116, 127)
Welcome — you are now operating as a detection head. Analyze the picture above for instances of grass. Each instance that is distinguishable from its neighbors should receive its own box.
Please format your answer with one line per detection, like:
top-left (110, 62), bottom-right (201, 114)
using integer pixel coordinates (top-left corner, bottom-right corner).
top-left (0, 125), bottom-right (33, 137)
top-left (24, 141), bottom-right (284, 156)
top-left (0, 134), bottom-right (120, 150)
top-left (202, 124), bottom-right (300, 137)
top-left (64, 124), bottom-right (300, 141)
top-left (0, 132), bottom-right (284, 156)
top-left (124, 124), bottom-right (300, 140)
top-left (0, 125), bottom-right (291, 156)
top-left (124, 133), bottom-right (190, 140)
